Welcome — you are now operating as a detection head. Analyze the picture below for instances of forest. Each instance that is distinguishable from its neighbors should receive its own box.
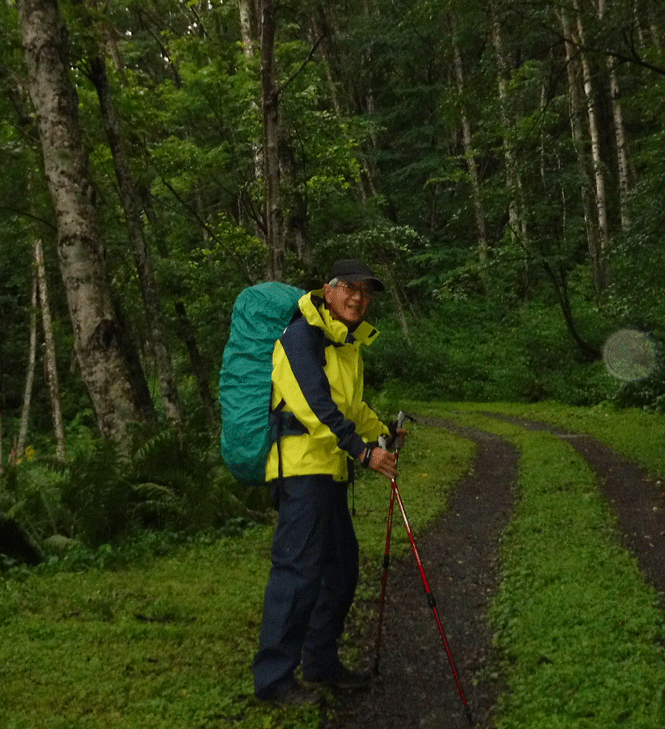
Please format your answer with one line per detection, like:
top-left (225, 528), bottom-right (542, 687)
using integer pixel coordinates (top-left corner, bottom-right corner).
top-left (1, 0), bottom-right (665, 552)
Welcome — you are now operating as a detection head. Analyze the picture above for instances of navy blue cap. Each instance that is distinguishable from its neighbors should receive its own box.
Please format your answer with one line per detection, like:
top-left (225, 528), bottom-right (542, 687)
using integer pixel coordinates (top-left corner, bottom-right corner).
top-left (327, 259), bottom-right (385, 292)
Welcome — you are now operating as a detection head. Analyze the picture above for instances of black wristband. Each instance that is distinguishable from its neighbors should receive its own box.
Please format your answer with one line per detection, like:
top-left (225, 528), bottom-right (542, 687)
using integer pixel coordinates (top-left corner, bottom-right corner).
top-left (362, 446), bottom-right (373, 468)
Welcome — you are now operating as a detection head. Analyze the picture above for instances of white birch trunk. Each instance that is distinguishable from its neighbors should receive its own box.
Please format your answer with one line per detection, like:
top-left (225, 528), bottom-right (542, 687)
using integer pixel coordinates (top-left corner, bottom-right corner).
top-left (574, 1), bottom-right (610, 291)
top-left (34, 239), bottom-right (66, 461)
top-left (15, 266), bottom-right (38, 462)
top-left (238, 0), bottom-right (264, 184)
top-left (17, 0), bottom-right (152, 441)
top-left (559, 8), bottom-right (600, 289)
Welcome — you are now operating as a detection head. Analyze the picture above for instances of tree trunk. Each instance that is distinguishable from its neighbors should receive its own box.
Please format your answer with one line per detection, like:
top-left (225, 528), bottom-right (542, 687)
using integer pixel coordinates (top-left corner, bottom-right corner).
top-left (238, 0), bottom-right (265, 189)
top-left (238, 0), bottom-right (258, 57)
top-left (598, 0), bottom-right (632, 231)
top-left (490, 2), bottom-right (530, 292)
top-left (174, 302), bottom-right (218, 430)
top-left (17, 0), bottom-right (154, 441)
top-left (451, 16), bottom-right (489, 272)
top-left (573, 0), bottom-right (610, 292)
top-left (541, 261), bottom-right (600, 362)
top-left (34, 239), bottom-right (66, 461)
top-left (559, 8), bottom-right (600, 293)
top-left (260, 0), bottom-right (284, 280)
top-left (89, 54), bottom-right (183, 428)
top-left (15, 265), bottom-right (38, 463)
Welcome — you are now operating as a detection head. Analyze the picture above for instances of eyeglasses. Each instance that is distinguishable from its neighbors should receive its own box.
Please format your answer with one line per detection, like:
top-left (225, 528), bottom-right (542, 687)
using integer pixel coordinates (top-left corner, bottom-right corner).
top-left (337, 281), bottom-right (374, 298)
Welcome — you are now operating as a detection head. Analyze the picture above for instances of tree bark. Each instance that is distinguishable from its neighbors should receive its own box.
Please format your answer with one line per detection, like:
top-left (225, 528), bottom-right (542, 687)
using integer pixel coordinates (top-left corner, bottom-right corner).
top-left (598, 0), bottom-right (632, 231)
top-left (490, 2), bottom-right (530, 292)
top-left (559, 7), bottom-right (600, 293)
top-left (451, 15), bottom-right (489, 273)
top-left (541, 260), bottom-right (600, 362)
top-left (238, 0), bottom-right (264, 187)
top-left (573, 0), bottom-right (610, 292)
top-left (15, 265), bottom-right (38, 463)
top-left (88, 54), bottom-right (183, 428)
top-left (17, 0), bottom-right (154, 441)
top-left (34, 239), bottom-right (66, 461)
top-left (260, 0), bottom-right (284, 280)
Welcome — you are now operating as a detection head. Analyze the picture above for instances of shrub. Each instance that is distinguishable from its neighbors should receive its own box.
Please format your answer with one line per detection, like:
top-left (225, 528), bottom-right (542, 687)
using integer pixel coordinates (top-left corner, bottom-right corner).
top-left (0, 422), bottom-right (272, 551)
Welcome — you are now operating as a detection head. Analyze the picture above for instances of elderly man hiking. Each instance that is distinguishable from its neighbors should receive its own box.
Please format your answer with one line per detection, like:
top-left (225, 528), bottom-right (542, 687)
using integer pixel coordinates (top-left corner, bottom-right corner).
top-left (252, 259), bottom-right (407, 706)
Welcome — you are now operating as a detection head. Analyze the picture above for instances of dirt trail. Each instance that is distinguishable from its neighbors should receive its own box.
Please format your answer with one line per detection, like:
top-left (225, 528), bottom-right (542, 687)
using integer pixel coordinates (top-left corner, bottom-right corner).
top-left (323, 414), bottom-right (665, 729)
top-left (324, 417), bottom-right (519, 729)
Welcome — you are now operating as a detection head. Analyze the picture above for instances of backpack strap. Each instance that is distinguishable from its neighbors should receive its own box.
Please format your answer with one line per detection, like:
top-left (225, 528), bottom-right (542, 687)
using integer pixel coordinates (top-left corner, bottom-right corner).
top-left (269, 398), bottom-right (309, 497)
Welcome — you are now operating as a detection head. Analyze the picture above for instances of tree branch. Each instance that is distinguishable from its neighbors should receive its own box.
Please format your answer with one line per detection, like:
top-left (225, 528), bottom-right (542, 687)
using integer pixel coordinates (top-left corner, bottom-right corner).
top-left (277, 34), bottom-right (325, 97)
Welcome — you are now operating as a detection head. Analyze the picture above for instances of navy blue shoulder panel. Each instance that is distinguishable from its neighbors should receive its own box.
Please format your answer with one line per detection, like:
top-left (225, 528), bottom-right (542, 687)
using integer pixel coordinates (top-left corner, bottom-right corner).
top-left (279, 318), bottom-right (365, 458)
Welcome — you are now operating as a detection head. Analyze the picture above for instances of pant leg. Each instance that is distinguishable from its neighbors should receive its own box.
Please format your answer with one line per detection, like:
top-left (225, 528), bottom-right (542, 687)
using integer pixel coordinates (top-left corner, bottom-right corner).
top-left (301, 482), bottom-right (359, 680)
top-left (252, 474), bottom-right (341, 698)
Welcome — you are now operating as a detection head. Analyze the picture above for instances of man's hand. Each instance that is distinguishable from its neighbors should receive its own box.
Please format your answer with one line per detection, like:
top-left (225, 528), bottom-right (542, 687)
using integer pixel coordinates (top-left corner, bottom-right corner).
top-left (358, 424), bottom-right (408, 480)
top-left (368, 447), bottom-right (398, 480)
top-left (358, 445), bottom-right (399, 480)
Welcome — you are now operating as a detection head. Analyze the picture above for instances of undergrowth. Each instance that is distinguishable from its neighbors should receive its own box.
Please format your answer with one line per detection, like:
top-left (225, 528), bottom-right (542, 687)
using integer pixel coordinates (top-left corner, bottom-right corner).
top-left (0, 422), bottom-right (273, 553)
top-left (3, 404), bottom-right (665, 728)
top-left (0, 419), bottom-right (469, 729)
top-left (424, 405), bottom-right (665, 729)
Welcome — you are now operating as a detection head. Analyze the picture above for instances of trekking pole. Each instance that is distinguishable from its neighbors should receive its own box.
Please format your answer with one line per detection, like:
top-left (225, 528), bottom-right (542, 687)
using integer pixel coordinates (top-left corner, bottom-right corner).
top-left (373, 412), bottom-right (412, 676)
top-left (377, 415), bottom-right (474, 727)
top-left (373, 461), bottom-right (395, 676)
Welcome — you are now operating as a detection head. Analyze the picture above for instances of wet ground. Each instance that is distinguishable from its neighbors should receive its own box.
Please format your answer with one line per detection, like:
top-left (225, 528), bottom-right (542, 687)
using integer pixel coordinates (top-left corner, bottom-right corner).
top-left (322, 414), bottom-right (665, 729)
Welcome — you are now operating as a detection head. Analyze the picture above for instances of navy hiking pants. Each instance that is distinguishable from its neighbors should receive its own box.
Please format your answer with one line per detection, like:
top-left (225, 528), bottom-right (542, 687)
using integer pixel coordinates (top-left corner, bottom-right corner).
top-left (252, 474), bottom-right (359, 698)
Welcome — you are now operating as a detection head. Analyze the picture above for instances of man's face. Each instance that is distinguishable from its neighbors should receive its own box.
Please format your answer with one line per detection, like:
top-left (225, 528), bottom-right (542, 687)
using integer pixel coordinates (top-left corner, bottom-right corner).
top-left (323, 280), bottom-right (373, 328)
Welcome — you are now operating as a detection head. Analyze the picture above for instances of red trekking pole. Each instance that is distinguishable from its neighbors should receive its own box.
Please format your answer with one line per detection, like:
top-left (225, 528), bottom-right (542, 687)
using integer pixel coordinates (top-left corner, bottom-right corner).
top-left (373, 413), bottom-right (474, 726)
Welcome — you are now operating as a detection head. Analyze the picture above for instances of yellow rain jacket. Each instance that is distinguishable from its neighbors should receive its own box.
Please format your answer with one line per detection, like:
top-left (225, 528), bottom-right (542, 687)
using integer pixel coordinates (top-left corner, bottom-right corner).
top-left (266, 290), bottom-right (389, 482)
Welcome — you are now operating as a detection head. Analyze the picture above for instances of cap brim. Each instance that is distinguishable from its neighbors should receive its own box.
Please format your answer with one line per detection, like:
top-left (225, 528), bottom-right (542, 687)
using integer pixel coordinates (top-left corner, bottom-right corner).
top-left (335, 273), bottom-right (385, 292)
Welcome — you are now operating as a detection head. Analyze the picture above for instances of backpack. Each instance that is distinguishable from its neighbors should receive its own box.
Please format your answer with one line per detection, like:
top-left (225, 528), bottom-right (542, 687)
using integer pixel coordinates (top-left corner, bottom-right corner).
top-left (219, 282), bottom-right (306, 482)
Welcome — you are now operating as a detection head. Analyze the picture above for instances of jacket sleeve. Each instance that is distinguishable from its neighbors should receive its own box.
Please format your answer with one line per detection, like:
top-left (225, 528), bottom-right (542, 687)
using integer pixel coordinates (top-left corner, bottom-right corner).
top-left (273, 319), bottom-right (368, 459)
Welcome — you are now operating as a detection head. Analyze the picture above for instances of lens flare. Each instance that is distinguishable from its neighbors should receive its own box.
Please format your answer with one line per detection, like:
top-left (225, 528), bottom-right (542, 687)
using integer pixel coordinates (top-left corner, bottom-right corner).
top-left (602, 329), bottom-right (657, 382)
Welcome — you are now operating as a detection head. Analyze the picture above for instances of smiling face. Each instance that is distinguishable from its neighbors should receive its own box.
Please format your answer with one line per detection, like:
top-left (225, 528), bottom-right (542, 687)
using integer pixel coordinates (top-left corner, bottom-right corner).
top-left (323, 280), bottom-right (374, 328)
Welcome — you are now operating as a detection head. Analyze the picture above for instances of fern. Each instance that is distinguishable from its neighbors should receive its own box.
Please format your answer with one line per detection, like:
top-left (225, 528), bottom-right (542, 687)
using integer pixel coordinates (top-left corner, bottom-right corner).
top-left (1, 421), bottom-right (274, 552)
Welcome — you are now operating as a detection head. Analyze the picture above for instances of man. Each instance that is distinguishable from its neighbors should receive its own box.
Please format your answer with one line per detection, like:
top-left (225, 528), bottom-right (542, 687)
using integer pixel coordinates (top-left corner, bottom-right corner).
top-left (252, 259), bottom-right (406, 705)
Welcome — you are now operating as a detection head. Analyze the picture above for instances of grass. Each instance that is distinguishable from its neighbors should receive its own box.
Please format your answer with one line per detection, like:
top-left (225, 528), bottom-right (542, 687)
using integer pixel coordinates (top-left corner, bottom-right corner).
top-left (453, 400), bottom-right (665, 477)
top-left (3, 402), bottom-right (665, 728)
top-left (410, 403), bottom-right (665, 729)
top-left (0, 422), bottom-right (470, 729)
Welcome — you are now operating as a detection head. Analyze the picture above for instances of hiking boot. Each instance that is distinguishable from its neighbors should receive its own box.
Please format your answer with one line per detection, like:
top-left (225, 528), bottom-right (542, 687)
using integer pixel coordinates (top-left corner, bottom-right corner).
top-left (261, 680), bottom-right (325, 706)
top-left (305, 664), bottom-right (373, 690)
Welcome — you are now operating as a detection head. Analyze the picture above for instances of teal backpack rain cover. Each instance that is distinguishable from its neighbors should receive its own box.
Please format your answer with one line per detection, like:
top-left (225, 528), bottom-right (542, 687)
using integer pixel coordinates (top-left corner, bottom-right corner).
top-left (219, 282), bottom-right (305, 482)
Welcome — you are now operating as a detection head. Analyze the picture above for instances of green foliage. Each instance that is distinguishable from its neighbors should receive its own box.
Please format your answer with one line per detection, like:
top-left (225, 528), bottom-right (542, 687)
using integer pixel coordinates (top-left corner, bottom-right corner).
top-left (0, 461), bottom-right (71, 544)
top-left (492, 430), bottom-right (665, 728)
top-left (3, 0), bottom-right (665, 466)
top-left (418, 404), bottom-right (665, 729)
top-left (366, 290), bottom-right (614, 406)
top-left (0, 422), bottom-right (272, 551)
top-left (0, 407), bottom-right (472, 729)
top-left (4, 405), bottom-right (665, 728)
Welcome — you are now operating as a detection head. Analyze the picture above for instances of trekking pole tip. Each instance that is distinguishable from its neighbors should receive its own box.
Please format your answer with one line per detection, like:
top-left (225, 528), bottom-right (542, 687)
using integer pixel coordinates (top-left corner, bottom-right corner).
top-left (464, 705), bottom-right (475, 726)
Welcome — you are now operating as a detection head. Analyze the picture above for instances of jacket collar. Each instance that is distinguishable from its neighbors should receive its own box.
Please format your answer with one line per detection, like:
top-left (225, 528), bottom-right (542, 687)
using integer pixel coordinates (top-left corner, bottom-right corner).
top-left (299, 289), bottom-right (380, 346)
